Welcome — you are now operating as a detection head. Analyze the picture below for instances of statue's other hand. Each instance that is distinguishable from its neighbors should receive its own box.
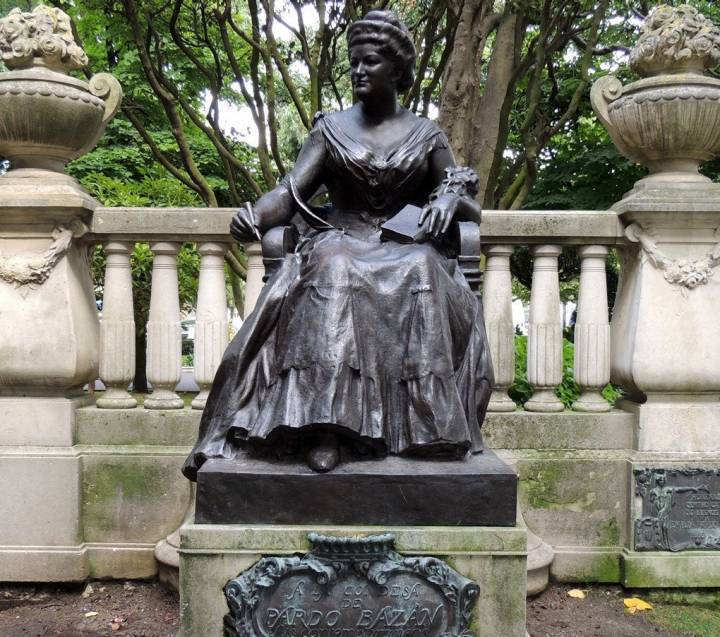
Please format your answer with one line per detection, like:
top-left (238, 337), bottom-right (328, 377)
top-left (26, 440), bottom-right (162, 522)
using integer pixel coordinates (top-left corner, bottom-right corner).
top-left (418, 193), bottom-right (460, 238)
top-left (230, 203), bottom-right (262, 242)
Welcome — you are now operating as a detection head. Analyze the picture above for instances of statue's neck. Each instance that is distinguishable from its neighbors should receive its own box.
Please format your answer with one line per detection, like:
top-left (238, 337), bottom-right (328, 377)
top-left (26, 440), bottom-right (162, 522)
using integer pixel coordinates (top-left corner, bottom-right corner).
top-left (358, 94), bottom-right (401, 122)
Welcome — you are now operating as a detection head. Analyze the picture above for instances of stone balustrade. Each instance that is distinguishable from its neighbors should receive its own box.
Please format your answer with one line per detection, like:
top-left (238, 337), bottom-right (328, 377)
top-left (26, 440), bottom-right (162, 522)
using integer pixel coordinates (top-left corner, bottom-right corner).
top-left (89, 207), bottom-right (625, 413)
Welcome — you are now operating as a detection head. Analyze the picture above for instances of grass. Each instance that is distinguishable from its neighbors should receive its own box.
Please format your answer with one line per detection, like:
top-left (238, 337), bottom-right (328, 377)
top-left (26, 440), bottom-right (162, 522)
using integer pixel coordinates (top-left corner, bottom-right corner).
top-left (645, 604), bottom-right (720, 637)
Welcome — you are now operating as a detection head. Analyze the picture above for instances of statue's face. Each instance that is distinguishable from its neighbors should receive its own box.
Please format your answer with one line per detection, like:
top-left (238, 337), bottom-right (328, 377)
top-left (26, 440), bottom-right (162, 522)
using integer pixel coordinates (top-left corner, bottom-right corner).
top-left (349, 43), bottom-right (398, 99)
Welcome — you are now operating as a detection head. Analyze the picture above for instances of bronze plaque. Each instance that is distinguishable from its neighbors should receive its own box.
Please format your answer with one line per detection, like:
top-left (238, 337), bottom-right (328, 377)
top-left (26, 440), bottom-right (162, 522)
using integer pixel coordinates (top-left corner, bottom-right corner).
top-left (223, 533), bottom-right (479, 637)
top-left (634, 468), bottom-right (720, 552)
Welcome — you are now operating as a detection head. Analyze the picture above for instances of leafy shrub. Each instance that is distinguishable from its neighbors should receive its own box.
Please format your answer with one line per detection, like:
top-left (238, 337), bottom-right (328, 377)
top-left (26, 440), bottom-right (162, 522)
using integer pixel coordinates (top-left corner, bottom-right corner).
top-left (508, 335), bottom-right (621, 409)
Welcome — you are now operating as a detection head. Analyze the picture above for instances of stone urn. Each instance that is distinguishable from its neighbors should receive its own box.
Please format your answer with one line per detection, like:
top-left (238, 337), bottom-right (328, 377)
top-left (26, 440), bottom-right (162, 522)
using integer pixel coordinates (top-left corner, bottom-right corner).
top-left (591, 4), bottom-right (720, 184)
top-left (0, 6), bottom-right (121, 173)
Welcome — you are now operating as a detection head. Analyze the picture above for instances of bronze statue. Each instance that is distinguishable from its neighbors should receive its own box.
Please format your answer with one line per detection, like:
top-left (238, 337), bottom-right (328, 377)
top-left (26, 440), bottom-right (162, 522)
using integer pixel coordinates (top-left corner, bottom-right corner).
top-left (183, 10), bottom-right (493, 478)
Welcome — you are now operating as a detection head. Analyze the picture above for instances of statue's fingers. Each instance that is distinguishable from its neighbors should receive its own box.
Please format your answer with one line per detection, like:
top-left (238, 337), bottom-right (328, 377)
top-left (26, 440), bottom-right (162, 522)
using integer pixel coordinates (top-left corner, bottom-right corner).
top-left (432, 209), bottom-right (444, 236)
top-left (418, 206), bottom-right (430, 226)
top-left (440, 210), bottom-right (453, 235)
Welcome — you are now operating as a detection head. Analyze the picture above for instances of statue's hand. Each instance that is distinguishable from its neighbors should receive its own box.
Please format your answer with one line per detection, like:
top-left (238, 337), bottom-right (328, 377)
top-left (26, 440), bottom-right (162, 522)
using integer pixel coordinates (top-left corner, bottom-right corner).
top-left (230, 203), bottom-right (263, 242)
top-left (418, 193), bottom-right (461, 238)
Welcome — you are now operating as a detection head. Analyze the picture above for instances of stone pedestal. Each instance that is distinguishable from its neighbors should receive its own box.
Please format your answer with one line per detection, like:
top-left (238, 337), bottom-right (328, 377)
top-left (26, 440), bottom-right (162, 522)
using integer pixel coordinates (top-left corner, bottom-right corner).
top-left (179, 524), bottom-right (527, 637)
top-left (0, 170), bottom-right (101, 580)
top-left (196, 451), bottom-right (517, 527)
top-left (611, 183), bottom-right (720, 453)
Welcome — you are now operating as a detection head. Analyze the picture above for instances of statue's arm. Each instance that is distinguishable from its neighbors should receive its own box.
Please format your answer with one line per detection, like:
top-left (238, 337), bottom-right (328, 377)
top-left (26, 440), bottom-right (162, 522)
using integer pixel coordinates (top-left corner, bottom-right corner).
top-left (419, 144), bottom-right (482, 237)
top-left (230, 130), bottom-right (327, 240)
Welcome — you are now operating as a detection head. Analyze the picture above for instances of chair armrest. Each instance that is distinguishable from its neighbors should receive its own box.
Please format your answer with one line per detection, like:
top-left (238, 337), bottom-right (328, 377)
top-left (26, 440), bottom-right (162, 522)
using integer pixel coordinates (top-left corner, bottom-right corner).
top-left (261, 225), bottom-right (297, 281)
top-left (456, 221), bottom-right (482, 295)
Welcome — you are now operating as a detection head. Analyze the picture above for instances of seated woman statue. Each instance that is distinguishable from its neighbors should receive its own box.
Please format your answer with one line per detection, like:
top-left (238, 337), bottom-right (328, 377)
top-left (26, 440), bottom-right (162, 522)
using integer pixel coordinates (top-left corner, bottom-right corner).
top-left (182, 10), bottom-right (493, 479)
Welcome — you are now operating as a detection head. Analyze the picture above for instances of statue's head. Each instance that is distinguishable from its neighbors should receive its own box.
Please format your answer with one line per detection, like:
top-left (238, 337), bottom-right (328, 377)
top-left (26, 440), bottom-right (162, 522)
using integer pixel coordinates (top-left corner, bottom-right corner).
top-left (347, 10), bottom-right (416, 95)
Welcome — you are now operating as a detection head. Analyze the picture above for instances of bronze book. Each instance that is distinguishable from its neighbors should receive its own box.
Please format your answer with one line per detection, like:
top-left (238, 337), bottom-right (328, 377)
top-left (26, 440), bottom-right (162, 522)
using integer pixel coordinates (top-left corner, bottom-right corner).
top-left (380, 204), bottom-right (429, 243)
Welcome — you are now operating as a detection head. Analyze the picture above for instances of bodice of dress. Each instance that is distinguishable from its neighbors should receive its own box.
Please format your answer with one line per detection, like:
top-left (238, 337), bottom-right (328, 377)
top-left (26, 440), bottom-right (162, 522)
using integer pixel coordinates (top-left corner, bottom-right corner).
top-left (313, 111), bottom-right (448, 218)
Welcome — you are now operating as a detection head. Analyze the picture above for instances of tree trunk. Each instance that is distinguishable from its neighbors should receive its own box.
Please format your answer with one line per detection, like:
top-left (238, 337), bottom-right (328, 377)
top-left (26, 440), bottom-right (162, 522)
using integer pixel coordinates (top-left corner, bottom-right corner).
top-left (439, 2), bottom-right (525, 208)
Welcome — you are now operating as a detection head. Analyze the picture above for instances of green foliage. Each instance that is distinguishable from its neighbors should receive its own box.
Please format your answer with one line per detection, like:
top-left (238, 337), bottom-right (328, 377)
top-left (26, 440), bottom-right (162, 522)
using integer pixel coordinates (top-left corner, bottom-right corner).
top-left (509, 335), bottom-right (621, 409)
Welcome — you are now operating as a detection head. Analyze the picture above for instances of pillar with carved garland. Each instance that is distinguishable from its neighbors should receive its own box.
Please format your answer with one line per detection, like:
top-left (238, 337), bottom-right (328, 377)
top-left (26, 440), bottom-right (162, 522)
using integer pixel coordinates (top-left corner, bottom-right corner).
top-left (572, 245), bottom-right (611, 412)
top-left (192, 242), bottom-right (229, 410)
top-left (97, 241), bottom-right (137, 409)
top-left (243, 241), bottom-right (265, 319)
top-left (525, 244), bottom-right (563, 413)
top-left (591, 4), bottom-right (720, 453)
top-left (0, 5), bottom-right (123, 579)
top-left (483, 245), bottom-right (516, 412)
top-left (145, 241), bottom-right (184, 410)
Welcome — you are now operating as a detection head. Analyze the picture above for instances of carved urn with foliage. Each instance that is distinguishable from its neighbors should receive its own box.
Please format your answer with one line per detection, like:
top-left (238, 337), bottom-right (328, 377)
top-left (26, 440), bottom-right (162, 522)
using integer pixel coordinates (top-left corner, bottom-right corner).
top-left (591, 4), bottom-right (720, 183)
top-left (0, 5), bottom-right (121, 173)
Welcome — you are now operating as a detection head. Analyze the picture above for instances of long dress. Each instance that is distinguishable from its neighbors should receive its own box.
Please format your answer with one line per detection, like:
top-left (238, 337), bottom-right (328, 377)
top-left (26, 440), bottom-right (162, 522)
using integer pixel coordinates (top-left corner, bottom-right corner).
top-left (182, 111), bottom-right (494, 480)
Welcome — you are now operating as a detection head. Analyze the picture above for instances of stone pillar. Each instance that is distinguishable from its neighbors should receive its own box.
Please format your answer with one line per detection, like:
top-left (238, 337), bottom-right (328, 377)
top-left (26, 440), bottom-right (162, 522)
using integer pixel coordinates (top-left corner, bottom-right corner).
top-left (0, 6), bottom-right (122, 580)
top-left (525, 245), bottom-right (563, 413)
top-left (572, 245), bottom-right (611, 413)
top-left (591, 5), bottom-right (720, 452)
top-left (244, 241), bottom-right (264, 319)
top-left (483, 245), bottom-right (516, 412)
top-left (97, 241), bottom-right (137, 409)
top-left (192, 242), bottom-right (229, 410)
top-left (145, 242), bottom-right (184, 410)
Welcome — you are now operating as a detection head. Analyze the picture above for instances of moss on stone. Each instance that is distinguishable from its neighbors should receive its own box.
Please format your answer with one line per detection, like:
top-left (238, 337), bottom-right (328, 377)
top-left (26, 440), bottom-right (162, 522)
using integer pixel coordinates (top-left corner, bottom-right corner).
top-left (82, 459), bottom-right (177, 534)
top-left (519, 461), bottom-right (573, 509)
top-left (598, 518), bottom-right (621, 546)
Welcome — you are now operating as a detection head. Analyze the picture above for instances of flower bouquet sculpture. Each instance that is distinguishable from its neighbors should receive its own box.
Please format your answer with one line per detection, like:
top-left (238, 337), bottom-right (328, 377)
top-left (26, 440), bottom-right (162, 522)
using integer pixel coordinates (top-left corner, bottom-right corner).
top-left (591, 4), bottom-right (720, 184)
top-left (183, 10), bottom-right (493, 476)
top-left (0, 5), bottom-right (121, 174)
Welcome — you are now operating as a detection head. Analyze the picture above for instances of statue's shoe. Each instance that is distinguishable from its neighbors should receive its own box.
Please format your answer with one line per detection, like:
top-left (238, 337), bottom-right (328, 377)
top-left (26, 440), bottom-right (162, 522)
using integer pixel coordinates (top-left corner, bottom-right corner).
top-left (306, 443), bottom-right (340, 473)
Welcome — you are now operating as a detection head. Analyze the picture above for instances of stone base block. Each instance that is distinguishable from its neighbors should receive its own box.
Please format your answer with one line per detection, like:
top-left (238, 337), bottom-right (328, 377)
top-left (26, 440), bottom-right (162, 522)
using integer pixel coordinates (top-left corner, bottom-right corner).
top-left (196, 450), bottom-right (517, 526)
top-left (0, 545), bottom-right (88, 582)
top-left (0, 451), bottom-right (82, 547)
top-left (621, 396), bottom-right (720, 453)
top-left (86, 543), bottom-right (158, 579)
top-left (622, 551), bottom-right (720, 588)
top-left (0, 396), bottom-right (90, 446)
top-left (551, 547), bottom-right (622, 583)
top-left (179, 523), bottom-right (527, 637)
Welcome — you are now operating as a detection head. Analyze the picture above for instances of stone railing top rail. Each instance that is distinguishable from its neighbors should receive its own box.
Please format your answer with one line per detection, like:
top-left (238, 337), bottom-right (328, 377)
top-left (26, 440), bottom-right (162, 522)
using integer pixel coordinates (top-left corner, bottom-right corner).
top-left (90, 207), bottom-right (625, 245)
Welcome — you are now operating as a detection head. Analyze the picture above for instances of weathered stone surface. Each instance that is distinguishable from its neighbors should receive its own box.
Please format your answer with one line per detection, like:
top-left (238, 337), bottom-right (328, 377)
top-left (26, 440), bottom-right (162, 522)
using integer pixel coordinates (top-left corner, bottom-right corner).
top-left (623, 552), bottom-right (720, 588)
top-left (75, 405), bottom-right (199, 446)
top-left (551, 548), bottom-right (622, 583)
top-left (82, 453), bottom-right (192, 545)
top-left (511, 453), bottom-right (628, 552)
top-left (179, 524), bottom-right (527, 637)
top-left (622, 397), bottom-right (720, 453)
top-left (90, 207), bottom-right (624, 244)
top-left (484, 410), bottom-right (634, 450)
top-left (0, 396), bottom-right (89, 446)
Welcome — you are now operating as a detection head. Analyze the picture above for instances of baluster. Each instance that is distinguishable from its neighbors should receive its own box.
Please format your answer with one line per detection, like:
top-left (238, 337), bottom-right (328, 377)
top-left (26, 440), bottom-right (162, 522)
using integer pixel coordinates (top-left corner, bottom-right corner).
top-left (244, 241), bottom-right (264, 319)
top-left (573, 245), bottom-right (611, 412)
top-left (483, 245), bottom-right (516, 411)
top-left (96, 241), bottom-right (137, 409)
top-left (145, 242), bottom-right (184, 410)
top-left (192, 242), bottom-right (229, 410)
top-left (525, 244), bottom-right (564, 412)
